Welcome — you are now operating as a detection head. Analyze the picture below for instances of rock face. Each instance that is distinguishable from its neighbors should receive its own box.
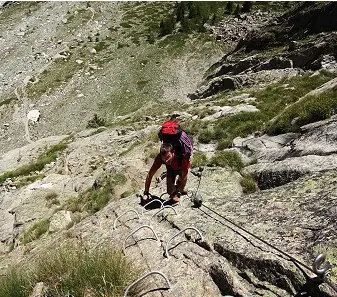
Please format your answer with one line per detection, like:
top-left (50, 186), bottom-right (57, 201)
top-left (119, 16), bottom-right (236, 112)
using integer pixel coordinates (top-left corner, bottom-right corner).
top-left (236, 2), bottom-right (337, 52)
top-left (234, 116), bottom-right (337, 189)
top-left (189, 3), bottom-right (337, 101)
top-left (3, 165), bottom-right (335, 297)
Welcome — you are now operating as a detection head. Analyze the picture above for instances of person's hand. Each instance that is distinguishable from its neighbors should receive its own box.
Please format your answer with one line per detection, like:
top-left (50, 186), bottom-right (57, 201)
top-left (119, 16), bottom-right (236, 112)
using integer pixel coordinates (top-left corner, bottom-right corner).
top-left (143, 191), bottom-right (150, 201)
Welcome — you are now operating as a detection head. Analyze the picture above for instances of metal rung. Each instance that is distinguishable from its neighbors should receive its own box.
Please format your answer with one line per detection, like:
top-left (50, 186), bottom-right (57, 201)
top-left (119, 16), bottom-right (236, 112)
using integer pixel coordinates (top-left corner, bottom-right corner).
top-left (165, 227), bottom-right (204, 258)
top-left (151, 205), bottom-right (177, 218)
top-left (113, 209), bottom-right (140, 230)
top-left (124, 271), bottom-right (170, 297)
top-left (123, 225), bottom-right (159, 255)
top-left (141, 199), bottom-right (164, 215)
top-left (313, 253), bottom-right (332, 276)
top-left (160, 192), bottom-right (170, 199)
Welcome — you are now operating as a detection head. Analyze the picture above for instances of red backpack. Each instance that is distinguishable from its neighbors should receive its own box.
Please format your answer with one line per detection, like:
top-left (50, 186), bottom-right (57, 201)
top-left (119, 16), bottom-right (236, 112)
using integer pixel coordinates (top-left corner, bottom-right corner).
top-left (158, 121), bottom-right (193, 158)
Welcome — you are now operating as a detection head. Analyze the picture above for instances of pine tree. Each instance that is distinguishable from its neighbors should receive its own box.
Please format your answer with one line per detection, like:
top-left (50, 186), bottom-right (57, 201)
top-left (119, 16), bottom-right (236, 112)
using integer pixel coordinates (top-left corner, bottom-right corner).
top-left (234, 4), bottom-right (241, 16)
top-left (176, 2), bottom-right (185, 22)
top-left (159, 15), bottom-right (175, 37)
top-left (242, 1), bottom-right (253, 13)
top-left (225, 1), bottom-right (233, 14)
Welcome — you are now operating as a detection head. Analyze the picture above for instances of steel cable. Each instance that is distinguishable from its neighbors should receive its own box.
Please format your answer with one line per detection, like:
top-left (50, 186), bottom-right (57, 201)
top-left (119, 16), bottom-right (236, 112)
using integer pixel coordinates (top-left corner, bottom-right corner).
top-left (200, 203), bottom-right (337, 294)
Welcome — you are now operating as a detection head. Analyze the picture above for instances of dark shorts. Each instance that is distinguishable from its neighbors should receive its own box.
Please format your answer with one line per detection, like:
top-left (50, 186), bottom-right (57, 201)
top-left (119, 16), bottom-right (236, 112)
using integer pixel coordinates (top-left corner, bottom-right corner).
top-left (166, 165), bottom-right (181, 179)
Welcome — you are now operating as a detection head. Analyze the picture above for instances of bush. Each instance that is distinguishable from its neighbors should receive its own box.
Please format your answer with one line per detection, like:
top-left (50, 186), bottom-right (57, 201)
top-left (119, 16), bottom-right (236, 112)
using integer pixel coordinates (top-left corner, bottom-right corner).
top-left (216, 139), bottom-right (232, 150)
top-left (209, 151), bottom-right (243, 172)
top-left (0, 269), bottom-right (29, 297)
top-left (192, 151), bottom-right (208, 168)
top-left (240, 174), bottom-right (259, 194)
top-left (87, 114), bottom-right (106, 128)
top-left (198, 128), bottom-right (213, 143)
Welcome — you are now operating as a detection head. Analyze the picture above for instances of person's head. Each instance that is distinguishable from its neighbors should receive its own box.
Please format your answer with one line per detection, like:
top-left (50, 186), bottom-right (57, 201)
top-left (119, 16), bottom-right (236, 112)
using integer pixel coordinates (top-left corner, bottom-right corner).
top-left (160, 143), bottom-right (175, 165)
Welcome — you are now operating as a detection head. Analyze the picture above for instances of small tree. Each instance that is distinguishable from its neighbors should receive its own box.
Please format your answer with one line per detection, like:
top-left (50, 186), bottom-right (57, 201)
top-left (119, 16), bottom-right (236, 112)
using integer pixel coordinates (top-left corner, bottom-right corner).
top-left (87, 114), bottom-right (106, 128)
top-left (159, 15), bottom-right (175, 37)
top-left (242, 1), bottom-right (253, 13)
top-left (225, 1), bottom-right (233, 14)
top-left (234, 4), bottom-right (241, 16)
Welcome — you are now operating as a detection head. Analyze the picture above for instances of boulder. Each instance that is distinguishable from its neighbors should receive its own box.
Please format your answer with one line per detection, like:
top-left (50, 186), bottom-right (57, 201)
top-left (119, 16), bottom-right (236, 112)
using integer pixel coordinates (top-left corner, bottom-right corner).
top-left (291, 115), bottom-right (337, 156)
top-left (49, 210), bottom-right (73, 232)
top-left (189, 76), bottom-right (244, 100)
top-left (27, 110), bottom-right (40, 123)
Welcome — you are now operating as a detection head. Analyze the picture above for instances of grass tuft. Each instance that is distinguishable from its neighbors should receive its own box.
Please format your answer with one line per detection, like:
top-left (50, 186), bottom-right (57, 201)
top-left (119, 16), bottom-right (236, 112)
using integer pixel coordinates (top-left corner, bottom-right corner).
top-left (21, 219), bottom-right (50, 244)
top-left (65, 173), bottom-right (127, 214)
top-left (0, 244), bottom-right (143, 297)
top-left (240, 174), bottom-right (259, 194)
top-left (266, 88), bottom-right (337, 135)
top-left (0, 141), bottom-right (68, 184)
top-left (191, 151), bottom-right (208, 168)
top-left (209, 151), bottom-right (243, 172)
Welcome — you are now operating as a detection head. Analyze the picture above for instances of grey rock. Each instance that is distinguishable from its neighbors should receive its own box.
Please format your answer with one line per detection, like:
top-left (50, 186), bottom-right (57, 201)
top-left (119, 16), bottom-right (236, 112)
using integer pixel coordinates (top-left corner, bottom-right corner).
top-left (49, 210), bottom-right (73, 232)
top-left (245, 154), bottom-right (337, 189)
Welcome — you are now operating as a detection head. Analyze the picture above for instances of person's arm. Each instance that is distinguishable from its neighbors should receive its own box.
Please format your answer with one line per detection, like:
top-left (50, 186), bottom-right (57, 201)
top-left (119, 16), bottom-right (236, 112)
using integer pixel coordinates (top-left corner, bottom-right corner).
top-left (143, 154), bottom-right (162, 199)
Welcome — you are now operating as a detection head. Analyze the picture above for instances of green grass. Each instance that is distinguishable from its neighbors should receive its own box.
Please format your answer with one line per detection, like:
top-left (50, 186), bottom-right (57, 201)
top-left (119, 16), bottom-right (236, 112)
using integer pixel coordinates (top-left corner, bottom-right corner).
top-left (209, 151), bottom-right (243, 172)
top-left (266, 88), bottom-right (337, 135)
top-left (194, 71), bottom-right (337, 147)
top-left (191, 151), bottom-right (208, 168)
top-left (15, 174), bottom-right (45, 188)
top-left (21, 219), bottom-right (50, 244)
top-left (26, 59), bottom-right (83, 101)
top-left (0, 268), bottom-right (30, 297)
top-left (240, 174), bottom-right (259, 194)
top-left (0, 97), bottom-right (16, 107)
top-left (66, 174), bottom-right (127, 214)
top-left (0, 141), bottom-right (68, 184)
top-left (0, 244), bottom-right (142, 297)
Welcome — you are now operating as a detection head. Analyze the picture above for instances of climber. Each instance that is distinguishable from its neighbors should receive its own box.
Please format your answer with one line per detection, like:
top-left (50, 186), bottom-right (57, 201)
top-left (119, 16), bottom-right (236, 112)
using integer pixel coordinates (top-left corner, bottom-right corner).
top-left (142, 121), bottom-right (193, 205)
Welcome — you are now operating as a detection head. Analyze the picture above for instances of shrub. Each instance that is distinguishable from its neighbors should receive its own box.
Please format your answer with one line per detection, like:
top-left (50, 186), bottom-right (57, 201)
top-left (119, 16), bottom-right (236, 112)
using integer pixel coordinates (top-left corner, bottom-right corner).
top-left (192, 151), bottom-right (208, 168)
top-left (209, 151), bottom-right (243, 172)
top-left (198, 128), bottom-right (213, 143)
top-left (87, 114), bottom-right (106, 128)
top-left (0, 268), bottom-right (29, 297)
top-left (216, 139), bottom-right (232, 150)
top-left (240, 175), bottom-right (259, 194)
